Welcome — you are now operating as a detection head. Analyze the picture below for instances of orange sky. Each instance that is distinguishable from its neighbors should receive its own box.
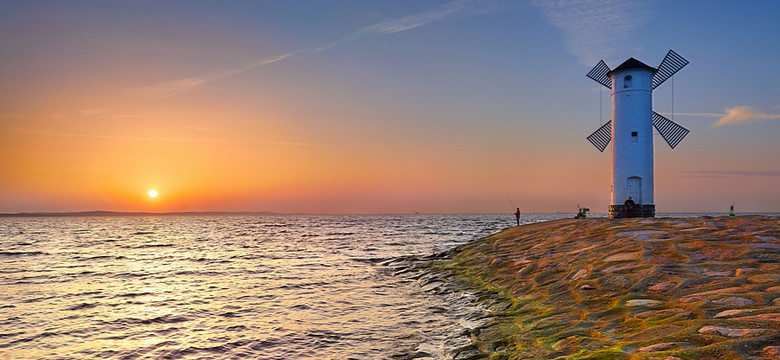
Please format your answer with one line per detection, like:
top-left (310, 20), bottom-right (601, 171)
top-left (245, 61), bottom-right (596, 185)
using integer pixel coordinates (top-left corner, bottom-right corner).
top-left (1, 1), bottom-right (779, 214)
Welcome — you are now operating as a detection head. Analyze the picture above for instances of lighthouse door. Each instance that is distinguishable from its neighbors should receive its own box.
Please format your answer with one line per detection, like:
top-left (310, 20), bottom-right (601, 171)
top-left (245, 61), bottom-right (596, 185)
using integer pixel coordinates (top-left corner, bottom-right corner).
top-left (627, 177), bottom-right (641, 203)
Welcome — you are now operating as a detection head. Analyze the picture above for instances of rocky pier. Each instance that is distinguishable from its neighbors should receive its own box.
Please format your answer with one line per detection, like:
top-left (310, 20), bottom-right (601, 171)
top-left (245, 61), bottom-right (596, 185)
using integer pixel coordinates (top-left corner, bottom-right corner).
top-left (389, 216), bottom-right (780, 359)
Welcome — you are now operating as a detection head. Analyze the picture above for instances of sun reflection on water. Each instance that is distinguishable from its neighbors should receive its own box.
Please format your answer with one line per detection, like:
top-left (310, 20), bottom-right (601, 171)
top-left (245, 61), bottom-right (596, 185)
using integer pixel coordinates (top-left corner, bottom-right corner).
top-left (0, 214), bottom-right (525, 359)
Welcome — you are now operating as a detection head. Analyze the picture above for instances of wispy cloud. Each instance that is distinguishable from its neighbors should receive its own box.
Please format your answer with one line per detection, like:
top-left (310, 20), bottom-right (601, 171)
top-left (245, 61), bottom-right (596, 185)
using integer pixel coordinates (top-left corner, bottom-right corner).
top-left (167, 125), bottom-right (214, 132)
top-left (684, 170), bottom-right (780, 178)
top-left (130, 52), bottom-right (300, 98)
top-left (712, 106), bottom-right (780, 127)
top-left (659, 112), bottom-right (722, 118)
top-left (659, 107), bottom-right (780, 127)
top-left (79, 108), bottom-right (151, 118)
top-left (363, 0), bottom-right (511, 34)
top-left (134, 0), bottom-right (514, 97)
top-left (14, 129), bottom-right (310, 146)
top-left (314, 0), bottom-right (513, 53)
top-left (533, 0), bottom-right (653, 66)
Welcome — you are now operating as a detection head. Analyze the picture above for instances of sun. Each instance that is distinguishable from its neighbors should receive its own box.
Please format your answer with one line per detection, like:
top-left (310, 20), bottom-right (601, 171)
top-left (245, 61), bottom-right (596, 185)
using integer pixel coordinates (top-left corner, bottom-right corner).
top-left (148, 189), bottom-right (159, 198)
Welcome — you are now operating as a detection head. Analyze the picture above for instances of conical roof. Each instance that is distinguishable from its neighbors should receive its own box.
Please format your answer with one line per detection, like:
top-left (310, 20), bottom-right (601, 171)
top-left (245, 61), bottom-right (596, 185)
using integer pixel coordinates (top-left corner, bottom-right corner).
top-left (608, 57), bottom-right (656, 76)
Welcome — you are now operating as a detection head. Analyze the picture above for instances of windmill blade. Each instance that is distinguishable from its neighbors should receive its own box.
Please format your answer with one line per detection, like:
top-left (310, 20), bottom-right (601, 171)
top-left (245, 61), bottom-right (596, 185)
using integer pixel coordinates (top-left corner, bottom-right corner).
top-left (587, 120), bottom-right (612, 152)
top-left (652, 50), bottom-right (689, 89)
top-left (586, 60), bottom-right (612, 89)
top-left (653, 112), bottom-right (689, 149)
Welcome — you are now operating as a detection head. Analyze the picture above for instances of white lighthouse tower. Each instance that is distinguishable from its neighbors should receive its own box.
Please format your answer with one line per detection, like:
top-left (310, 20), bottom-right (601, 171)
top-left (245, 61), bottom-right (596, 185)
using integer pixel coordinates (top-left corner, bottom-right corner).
top-left (586, 50), bottom-right (690, 218)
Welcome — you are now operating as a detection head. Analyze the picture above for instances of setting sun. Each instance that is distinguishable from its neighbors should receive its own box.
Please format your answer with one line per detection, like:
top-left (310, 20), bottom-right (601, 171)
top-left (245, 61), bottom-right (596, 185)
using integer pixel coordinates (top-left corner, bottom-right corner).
top-left (148, 189), bottom-right (158, 198)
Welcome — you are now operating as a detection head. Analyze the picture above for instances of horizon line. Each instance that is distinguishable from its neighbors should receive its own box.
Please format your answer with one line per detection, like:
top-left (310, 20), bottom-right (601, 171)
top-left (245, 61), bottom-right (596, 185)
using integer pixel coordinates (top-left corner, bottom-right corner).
top-left (1, 210), bottom-right (777, 218)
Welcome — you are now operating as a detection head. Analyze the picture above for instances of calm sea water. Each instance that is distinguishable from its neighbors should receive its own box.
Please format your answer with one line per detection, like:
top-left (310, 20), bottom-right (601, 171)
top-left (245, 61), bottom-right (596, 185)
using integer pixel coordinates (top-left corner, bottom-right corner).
top-left (0, 213), bottom-right (578, 360)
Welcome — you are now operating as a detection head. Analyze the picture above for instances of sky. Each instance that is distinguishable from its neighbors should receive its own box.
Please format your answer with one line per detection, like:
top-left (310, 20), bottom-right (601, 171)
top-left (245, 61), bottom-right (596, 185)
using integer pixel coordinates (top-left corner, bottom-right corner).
top-left (1, 0), bottom-right (779, 214)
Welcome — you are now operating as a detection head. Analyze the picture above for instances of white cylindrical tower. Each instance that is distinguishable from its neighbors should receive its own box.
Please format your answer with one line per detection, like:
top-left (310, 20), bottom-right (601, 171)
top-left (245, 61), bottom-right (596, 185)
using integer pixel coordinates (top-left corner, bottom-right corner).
top-left (587, 50), bottom-right (690, 218)
top-left (608, 59), bottom-right (656, 218)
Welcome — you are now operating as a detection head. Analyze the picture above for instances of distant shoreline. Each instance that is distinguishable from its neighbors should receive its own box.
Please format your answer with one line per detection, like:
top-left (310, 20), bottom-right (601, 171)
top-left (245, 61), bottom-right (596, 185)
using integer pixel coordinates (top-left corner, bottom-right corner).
top-left (0, 210), bottom-right (282, 217)
top-left (1, 211), bottom-right (778, 218)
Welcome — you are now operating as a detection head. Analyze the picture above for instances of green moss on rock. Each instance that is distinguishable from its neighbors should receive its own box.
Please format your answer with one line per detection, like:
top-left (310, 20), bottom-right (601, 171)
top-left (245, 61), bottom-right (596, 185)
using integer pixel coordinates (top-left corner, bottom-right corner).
top-left (427, 216), bottom-right (780, 359)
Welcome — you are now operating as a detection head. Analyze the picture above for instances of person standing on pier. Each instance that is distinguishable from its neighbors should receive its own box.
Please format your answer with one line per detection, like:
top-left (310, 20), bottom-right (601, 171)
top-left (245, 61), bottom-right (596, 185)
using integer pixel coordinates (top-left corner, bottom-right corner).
top-left (624, 196), bottom-right (635, 218)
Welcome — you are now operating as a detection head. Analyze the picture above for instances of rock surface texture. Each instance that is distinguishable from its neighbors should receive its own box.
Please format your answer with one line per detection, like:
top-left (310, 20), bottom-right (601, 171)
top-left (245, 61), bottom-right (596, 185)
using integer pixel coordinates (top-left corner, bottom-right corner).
top-left (429, 216), bottom-right (780, 359)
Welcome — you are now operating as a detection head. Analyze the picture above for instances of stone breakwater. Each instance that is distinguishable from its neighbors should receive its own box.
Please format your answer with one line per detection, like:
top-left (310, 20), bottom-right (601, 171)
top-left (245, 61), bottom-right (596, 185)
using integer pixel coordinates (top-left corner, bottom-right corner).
top-left (394, 216), bottom-right (780, 360)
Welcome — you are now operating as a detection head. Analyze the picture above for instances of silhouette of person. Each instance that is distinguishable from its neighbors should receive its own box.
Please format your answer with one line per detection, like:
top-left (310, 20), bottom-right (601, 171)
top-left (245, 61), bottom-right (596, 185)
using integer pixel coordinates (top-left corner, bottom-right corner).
top-left (624, 196), bottom-right (635, 218)
top-left (514, 208), bottom-right (521, 226)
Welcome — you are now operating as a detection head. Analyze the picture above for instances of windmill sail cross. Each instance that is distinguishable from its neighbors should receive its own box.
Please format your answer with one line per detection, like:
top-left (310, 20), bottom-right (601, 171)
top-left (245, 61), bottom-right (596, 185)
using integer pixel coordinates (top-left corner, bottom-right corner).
top-left (652, 112), bottom-right (689, 149)
top-left (652, 50), bottom-right (689, 89)
top-left (587, 120), bottom-right (612, 152)
top-left (587, 60), bottom-right (612, 89)
top-left (584, 50), bottom-right (691, 218)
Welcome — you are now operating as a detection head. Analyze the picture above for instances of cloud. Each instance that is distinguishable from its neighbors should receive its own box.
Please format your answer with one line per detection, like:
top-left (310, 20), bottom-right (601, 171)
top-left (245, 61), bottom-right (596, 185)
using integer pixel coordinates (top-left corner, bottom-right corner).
top-left (130, 52), bottom-right (299, 98)
top-left (79, 108), bottom-right (151, 118)
top-left (660, 107), bottom-right (780, 127)
top-left (13, 129), bottom-right (310, 146)
top-left (135, 0), bottom-right (516, 97)
top-left (533, 0), bottom-right (653, 66)
top-left (685, 170), bottom-right (780, 178)
top-left (712, 106), bottom-right (780, 127)
top-left (363, 0), bottom-right (512, 34)
top-left (314, 0), bottom-right (514, 52)
top-left (659, 112), bottom-right (722, 118)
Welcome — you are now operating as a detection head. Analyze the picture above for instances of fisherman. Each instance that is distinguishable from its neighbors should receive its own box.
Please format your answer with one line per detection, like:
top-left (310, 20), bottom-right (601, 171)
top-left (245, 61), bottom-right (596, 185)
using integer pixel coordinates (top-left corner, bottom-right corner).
top-left (575, 206), bottom-right (589, 219)
top-left (514, 208), bottom-right (521, 226)
top-left (624, 196), bottom-right (635, 218)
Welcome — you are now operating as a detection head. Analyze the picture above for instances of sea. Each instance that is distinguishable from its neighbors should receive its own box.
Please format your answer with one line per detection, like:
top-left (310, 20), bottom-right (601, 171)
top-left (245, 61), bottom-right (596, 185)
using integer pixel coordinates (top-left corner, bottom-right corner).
top-left (1, 211), bottom-right (763, 359)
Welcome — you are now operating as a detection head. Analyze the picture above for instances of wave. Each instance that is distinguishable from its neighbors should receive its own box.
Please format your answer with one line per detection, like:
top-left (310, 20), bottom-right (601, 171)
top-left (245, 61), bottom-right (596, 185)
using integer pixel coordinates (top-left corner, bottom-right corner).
top-left (115, 291), bottom-right (154, 298)
top-left (0, 331), bottom-right (25, 339)
top-left (154, 339), bottom-right (252, 358)
top-left (0, 251), bottom-right (46, 257)
top-left (119, 243), bottom-right (175, 249)
top-left (173, 270), bottom-right (221, 276)
top-left (66, 302), bottom-right (98, 311)
top-left (0, 331), bottom-right (60, 349)
top-left (75, 255), bottom-right (127, 261)
top-left (103, 314), bottom-right (192, 327)
top-left (325, 232), bottom-right (356, 236)
top-left (111, 272), bottom-right (151, 279)
top-left (66, 290), bottom-right (102, 298)
top-left (190, 257), bottom-right (232, 264)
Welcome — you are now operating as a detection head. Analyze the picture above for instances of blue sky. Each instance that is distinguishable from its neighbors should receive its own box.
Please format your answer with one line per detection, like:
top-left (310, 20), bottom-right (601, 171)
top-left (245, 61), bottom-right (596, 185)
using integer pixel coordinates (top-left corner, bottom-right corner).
top-left (1, 0), bottom-right (779, 213)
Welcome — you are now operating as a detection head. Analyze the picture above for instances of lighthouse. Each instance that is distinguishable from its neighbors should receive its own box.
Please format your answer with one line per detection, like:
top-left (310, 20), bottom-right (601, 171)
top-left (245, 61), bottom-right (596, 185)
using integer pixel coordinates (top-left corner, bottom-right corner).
top-left (586, 50), bottom-right (690, 218)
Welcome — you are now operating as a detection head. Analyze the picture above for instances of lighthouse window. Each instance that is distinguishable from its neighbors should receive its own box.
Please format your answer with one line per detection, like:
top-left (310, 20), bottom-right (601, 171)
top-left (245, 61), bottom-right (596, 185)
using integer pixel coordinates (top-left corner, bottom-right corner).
top-left (624, 75), bottom-right (632, 88)
top-left (631, 131), bottom-right (638, 142)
